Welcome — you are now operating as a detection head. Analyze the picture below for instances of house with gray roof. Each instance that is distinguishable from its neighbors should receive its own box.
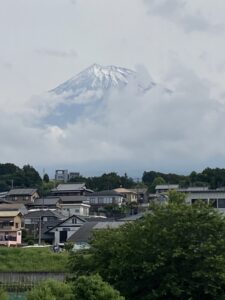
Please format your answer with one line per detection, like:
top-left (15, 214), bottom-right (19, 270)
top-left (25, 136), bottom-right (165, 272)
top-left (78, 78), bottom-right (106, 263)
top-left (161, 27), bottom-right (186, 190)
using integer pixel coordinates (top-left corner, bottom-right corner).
top-left (6, 188), bottom-right (39, 203)
top-left (51, 183), bottom-right (93, 197)
top-left (44, 215), bottom-right (86, 245)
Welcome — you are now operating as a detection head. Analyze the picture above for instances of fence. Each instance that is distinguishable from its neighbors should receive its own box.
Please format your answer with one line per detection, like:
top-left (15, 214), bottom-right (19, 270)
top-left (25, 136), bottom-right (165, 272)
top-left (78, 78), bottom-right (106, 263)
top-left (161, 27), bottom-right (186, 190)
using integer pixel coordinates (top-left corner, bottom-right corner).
top-left (0, 272), bottom-right (67, 292)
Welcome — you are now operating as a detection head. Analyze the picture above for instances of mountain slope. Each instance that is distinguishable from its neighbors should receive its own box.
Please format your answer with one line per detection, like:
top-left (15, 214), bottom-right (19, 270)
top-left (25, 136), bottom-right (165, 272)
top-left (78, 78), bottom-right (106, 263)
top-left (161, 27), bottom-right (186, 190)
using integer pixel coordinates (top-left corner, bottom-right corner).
top-left (39, 64), bottom-right (156, 126)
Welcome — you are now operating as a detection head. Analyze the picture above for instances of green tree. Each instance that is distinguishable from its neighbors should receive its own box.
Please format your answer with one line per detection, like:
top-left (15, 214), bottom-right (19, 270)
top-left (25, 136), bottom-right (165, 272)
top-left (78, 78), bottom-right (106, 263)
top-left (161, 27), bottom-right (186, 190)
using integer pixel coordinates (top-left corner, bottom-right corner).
top-left (149, 176), bottom-right (166, 192)
top-left (0, 288), bottom-right (8, 300)
top-left (27, 279), bottom-right (73, 300)
top-left (70, 193), bottom-right (225, 300)
top-left (43, 173), bottom-right (50, 183)
top-left (72, 274), bottom-right (124, 300)
top-left (23, 165), bottom-right (42, 187)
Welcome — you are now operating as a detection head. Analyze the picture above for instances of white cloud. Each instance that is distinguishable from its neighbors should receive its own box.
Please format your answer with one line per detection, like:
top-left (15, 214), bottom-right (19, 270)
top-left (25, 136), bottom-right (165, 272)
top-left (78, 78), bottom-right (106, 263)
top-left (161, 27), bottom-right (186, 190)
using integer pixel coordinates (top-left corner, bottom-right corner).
top-left (143, 0), bottom-right (222, 32)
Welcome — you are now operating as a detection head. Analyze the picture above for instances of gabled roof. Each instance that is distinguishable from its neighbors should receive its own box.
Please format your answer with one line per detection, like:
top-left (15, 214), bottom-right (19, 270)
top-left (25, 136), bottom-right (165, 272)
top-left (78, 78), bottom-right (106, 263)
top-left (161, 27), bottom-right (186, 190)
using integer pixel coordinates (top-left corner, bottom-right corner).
top-left (45, 215), bottom-right (86, 233)
top-left (7, 188), bottom-right (38, 196)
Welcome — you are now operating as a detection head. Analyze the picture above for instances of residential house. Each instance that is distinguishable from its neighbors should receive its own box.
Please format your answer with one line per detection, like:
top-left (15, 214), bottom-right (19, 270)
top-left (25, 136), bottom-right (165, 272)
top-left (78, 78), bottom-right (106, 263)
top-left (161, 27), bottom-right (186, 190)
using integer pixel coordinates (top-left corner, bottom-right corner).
top-left (44, 215), bottom-right (86, 245)
top-left (59, 196), bottom-right (90, 217)
top-left (114, 188), bottom-right (138, 203)
top-left (51, 183), bottom-right (93, 197)
top-left (129, 188), bottom-right (149, 203)
top-left (0, 211), bottom-right (23, 246)
top-left (6, 188), bottom-right (39, 203)
top-left (24, 210), bottom-right (64, 241)
top-left (0, 203), bottom-right (27, 215)
top-left (87, 190), bottom-right (125, 215)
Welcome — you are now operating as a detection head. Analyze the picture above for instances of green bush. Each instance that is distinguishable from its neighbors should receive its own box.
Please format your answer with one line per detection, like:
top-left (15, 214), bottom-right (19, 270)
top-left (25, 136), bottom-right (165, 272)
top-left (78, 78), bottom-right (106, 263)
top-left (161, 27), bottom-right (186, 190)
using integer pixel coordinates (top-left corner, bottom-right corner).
top-left (27, 279), bottom-right (73, 300)
top-left (72, 274), bottom-right (124, 300)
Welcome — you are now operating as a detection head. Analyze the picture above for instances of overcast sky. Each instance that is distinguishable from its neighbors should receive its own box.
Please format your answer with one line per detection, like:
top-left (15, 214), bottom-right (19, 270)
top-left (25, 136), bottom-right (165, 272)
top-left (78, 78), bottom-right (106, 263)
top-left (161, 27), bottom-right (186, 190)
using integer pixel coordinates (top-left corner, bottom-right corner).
top-left (1, 0), bottom-right (225, 177)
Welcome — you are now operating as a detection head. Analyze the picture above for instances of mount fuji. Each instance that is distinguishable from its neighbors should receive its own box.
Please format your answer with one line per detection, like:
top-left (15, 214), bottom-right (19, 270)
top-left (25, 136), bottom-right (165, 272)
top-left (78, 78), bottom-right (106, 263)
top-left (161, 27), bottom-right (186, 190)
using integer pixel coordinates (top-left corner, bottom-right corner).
top-left (40, 64), bottom-right (156, 126)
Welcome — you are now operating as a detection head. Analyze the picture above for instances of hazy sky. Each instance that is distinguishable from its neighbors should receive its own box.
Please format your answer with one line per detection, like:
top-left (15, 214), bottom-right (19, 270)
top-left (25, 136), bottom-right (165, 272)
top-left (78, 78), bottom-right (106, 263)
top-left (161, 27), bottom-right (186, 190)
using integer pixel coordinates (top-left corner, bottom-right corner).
top-left (1, 0), bottom-right (225, 177)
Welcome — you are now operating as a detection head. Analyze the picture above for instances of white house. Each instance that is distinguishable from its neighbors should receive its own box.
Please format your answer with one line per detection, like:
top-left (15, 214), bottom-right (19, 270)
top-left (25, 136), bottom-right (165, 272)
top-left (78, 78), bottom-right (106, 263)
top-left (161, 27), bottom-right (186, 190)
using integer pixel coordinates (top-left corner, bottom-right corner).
top-left (45, 215), bottom-right (86, 245)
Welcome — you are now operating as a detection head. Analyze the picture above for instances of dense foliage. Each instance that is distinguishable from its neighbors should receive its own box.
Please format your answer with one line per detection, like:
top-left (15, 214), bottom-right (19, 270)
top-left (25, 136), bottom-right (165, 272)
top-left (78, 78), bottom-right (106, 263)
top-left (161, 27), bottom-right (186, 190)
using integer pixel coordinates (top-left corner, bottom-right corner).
top-left (72, 274), bottom-right (124, 300)
top-left (69, 172), bottom-right (135, 191)
top-left (70, 194), bottom-right (225, 300)
top-left (0, 163), bottom-right (42, 191)
top-left (27, 279), bottom-right (73, 300)
top-left (27, 275), bottom-right (123, 300)
top-left (142, 167), bottom-right (225, 190)
top-left (0, 288), bottom-right (8, 300)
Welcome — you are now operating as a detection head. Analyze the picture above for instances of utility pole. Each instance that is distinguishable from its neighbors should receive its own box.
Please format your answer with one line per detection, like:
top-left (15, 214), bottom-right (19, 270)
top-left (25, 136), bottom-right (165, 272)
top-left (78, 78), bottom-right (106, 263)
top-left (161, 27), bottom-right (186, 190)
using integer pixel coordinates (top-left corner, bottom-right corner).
top-left (38, 217), bottom-right (42, 245)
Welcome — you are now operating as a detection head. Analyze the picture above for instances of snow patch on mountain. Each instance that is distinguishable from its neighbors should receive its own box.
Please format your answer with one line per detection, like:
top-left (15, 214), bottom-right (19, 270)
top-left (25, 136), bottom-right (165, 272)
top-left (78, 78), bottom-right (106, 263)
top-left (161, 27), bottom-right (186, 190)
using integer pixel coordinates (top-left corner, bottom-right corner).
top-left (31, 64), bottom-right (158, 127)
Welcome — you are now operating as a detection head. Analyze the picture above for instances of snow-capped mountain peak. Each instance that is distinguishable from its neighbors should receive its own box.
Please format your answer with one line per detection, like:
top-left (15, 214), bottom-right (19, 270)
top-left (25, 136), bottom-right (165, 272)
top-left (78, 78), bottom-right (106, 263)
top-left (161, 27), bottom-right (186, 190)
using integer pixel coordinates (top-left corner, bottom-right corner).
top-left (42, 64), bottom-right (156, 126)
top-left (50, 64), bottom-right (136, 96)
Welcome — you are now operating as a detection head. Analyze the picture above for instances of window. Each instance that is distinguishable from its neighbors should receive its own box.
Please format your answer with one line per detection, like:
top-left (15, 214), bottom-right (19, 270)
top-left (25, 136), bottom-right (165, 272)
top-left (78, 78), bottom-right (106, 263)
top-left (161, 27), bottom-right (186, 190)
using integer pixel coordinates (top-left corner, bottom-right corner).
top-left (75, 209), bottom-right (80, 213)
top-left (72, 218), bottom-right (77, 224)
top-left (15, 223), bottom-right (19, 228)
top-left (218, 199), bottom-right (225, 208)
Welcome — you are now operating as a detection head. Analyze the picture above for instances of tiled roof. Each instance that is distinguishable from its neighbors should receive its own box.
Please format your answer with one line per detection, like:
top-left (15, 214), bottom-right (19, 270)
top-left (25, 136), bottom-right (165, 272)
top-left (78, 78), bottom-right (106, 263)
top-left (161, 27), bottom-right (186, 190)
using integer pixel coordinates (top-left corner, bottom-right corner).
top-left (7, 188), bottom-right (38, 196)
top-left (24, 210), bottom-right (62, 219)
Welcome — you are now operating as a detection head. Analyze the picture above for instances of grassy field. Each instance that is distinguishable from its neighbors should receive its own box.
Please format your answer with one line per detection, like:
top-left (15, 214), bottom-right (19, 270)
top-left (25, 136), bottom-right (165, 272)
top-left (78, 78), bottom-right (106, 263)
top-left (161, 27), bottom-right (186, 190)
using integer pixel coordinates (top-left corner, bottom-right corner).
top-left (0, 247), bottom-right (69, 272)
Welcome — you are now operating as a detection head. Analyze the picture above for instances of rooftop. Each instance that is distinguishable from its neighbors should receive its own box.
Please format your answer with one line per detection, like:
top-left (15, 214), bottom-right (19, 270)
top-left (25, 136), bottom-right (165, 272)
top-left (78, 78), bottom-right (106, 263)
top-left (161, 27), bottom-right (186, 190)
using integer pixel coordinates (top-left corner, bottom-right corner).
top-left (155, 185), bottom-right (179, 190)
top-left (0, 211), bottom-right (21, 217)
top-left (55, 183), bottom-right (86, 191)
top-left (7, 188), bottom-right (38, 196)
